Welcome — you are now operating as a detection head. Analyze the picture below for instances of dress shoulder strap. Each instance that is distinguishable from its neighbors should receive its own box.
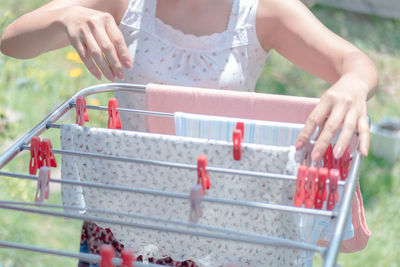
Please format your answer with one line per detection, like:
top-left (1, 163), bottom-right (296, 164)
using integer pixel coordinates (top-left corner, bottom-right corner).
top-left (124, 0), bottom-right (156, 15)
top-left (229, 0), bottom-right (260, 30)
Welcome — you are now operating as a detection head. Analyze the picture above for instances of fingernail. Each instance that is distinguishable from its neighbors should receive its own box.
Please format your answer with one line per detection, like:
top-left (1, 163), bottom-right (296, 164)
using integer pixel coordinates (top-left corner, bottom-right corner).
top-left (125, 60), bottom-right (132, 69)
top-left (312, 151), bottom-right (321, 163)
top-left (333, 146), bottom-right (342, 159)
top-left (296, 141), bottom-right (304, 150)
top-left (362, 145), bottom-right (369, 156)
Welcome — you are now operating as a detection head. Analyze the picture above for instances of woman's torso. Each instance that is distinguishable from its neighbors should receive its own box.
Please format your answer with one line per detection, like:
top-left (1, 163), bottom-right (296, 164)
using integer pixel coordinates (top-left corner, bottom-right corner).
top-left (115, 0), bottom-right (270, 131)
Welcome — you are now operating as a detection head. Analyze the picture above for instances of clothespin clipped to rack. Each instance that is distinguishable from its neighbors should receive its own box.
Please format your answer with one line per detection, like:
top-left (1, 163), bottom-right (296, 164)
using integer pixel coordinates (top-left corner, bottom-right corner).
top-left (197, 154), bottom-right (210, 195)
top-left (100, 245), bottom-right (115, 267)
top-left (327, 169), bottom-right (340, 211)
top-left (232, 122), bottom-right (244, 161)
top-left (76, 96), bottom-right (90, 126)
top-left (34, 167), bottom-right (50, 203)
top-left (340, 147), bottom-right (351, 180)
top-left (40, 138), bottom-right (57, 168)
top-left (29, 136), bottom-right (42, 175)
top-left (29, 137), bottom-right (57, 175)
top-left (189, 184), bottom-right (203, 223)
top-left (314, 168), bottom-right (328, 209)
top-left (121, 249), bottom-right (135, 267)
top-left (294, 165), bottom-right (307, 207)
top-left (304, 167), bottom-right (318, 208)
top-left (323, 144), bottom-right (333, 169)
top-left (108, 98), bottom-right (122, 129)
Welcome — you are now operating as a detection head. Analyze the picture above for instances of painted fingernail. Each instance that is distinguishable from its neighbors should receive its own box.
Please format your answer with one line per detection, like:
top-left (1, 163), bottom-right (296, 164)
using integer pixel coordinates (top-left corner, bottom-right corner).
top-left (296, 141), bottom-right (304, 150)
top-left (333, 146), bottom-right (342, 159)
top-left (125, 60), bottom-right (132, 69)
top-left (312, 151), bottom-right (321, 163)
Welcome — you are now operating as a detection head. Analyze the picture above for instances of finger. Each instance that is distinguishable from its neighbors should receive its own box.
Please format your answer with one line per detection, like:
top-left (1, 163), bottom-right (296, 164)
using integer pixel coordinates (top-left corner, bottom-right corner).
top-left (296, 101), bottom-right (333, 150)
top-left (333, 111), bottom-right (357, 159)
top-left (89, 22), bottom-right (124, 80)
top-left (105, 20), bottom-right (132, 69)
top-left (358, 116), bottom-right (370, 156)
top-left (83, 33), bottom-right (115, 81)
top-left (311, 105), bottom-right (346, 162)
top-left (70, 34), bottom-right (101, 80)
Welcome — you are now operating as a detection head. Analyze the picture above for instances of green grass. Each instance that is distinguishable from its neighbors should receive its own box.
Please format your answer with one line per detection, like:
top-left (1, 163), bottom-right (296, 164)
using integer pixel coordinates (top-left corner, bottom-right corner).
top-left (1, 1), bottom-right (400, 266)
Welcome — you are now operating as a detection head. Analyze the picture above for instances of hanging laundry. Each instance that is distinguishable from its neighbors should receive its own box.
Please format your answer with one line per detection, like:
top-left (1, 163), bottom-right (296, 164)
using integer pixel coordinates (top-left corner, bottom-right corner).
top-left (173, 112), bottom-right (369, 256)
top-left (145, 83), bottom-right (318, 135)
top-left (61, 124), bottom-right (306, 266)
top-left (174, 112), bottom-right (304, 147)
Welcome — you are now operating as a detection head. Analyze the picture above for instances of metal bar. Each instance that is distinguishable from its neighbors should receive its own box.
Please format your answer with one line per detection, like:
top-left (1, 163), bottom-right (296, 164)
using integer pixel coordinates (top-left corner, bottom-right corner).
top-left (0, 171), bottom-right (336, 217)
top-left (70, 103), bottom-right (174, 118)
top-left (19, 145), bottom-right (346, 186)
top-left (0, 83), bottom-right (146, 169)
top-left (0, 240), bottom-right (163, 266)
top-left (0, 202), bottom-right (325, 254)
top-left (2, 200), bottom-right (326, 254)
top-left (323, 151), bottom-right (362, 267)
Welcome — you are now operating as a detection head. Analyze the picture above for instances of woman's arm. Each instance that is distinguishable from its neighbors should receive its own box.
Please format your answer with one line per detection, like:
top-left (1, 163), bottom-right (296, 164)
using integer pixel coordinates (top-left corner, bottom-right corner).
top-left (256, 0), bottom-right (378, 161)
top-left (0, 0), bottom-right (131, 81)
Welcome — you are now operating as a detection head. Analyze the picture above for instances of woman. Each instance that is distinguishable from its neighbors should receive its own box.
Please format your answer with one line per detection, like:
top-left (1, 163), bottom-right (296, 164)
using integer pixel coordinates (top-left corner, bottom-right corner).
top-left (1, 0), bottom-right (378, 265)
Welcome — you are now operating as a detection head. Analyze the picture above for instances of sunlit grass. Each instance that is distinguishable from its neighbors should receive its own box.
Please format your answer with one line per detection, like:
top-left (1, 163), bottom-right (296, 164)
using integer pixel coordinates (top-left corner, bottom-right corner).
top-left (0, 1), bottom-right (399, 266)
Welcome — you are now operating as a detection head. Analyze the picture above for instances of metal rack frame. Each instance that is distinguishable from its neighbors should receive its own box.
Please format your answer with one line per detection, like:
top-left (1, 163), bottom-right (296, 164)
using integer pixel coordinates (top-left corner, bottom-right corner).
top-left (0, 83), bottom-right (363, 266)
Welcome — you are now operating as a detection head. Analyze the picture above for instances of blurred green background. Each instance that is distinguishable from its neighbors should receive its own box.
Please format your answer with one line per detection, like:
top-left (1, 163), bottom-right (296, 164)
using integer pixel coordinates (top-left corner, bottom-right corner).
top-left (0, 0), bottom-right (399, 266)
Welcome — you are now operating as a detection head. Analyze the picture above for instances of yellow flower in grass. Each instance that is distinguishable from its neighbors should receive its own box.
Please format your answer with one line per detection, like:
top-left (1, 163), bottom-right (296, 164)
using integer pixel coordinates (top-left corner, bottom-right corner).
top-left (69, 67), bottom-right (82, 78)
top-left (66, 51), bottom-right (83, 63)
top-left (87, 98), bottom-right (101, 106)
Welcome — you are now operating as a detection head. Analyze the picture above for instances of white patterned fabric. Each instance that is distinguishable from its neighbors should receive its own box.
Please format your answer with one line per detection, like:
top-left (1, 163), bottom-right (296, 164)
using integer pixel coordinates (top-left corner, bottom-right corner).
top-left (60, 124), bottom-right (310, 266)
top-left (115, 0), bottom-right (270, 131)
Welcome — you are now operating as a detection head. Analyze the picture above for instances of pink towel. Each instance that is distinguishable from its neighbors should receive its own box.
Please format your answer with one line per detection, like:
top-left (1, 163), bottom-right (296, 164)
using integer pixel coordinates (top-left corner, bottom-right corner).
top-left (145, 83), bottom-right (318, 134)
top-left (145, 83), bottom-right (370, 253)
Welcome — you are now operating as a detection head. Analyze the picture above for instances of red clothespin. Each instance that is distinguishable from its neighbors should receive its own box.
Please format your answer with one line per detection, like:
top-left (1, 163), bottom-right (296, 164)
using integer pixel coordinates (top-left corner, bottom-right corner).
top-left (121, 249), bottom-right (135, 267)
top-left (108, 98), bottom-right (122, 129)
top-left (232, 130), bottom-right (242, 161)
top-left (197, 155), bottom-right (210, 195)
top-left (340, 147), bottom-right (351, 180)
top-left (76, 96), bottom-right (89, 126)
top-left (327, 169), bottom-right (340, 211)
top-left (35, 167), bottom-right (50, 203)
top-left (314, 168), bottom-right (328, 209)
top-left (29, 136), bottom-right (41, 175)
top-left (304, 167), bottom-right (318, 208)
top-left (236, 122), bottom-right (244, 139)
top-left (40, 138), bottom-right (57, 168)
top-left (232, 122), bottom-right (244, 161)
top-left (294, 165), bottom-right (307, 207)
top-left (323, 144), bottom-right (333, 169)
top-left (100, 245), bottom-right (115, 267)
top-left (189, 184), bottom-right (203, 223)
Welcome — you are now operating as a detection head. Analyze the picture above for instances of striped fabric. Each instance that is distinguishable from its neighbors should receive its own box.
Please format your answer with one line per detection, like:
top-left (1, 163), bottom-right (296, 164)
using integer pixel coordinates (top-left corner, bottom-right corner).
top-left (174, 112), bottom-right (304, 147)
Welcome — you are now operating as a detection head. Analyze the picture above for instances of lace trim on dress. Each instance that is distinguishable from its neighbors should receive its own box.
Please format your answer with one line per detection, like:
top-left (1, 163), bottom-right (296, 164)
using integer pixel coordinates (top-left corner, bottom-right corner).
top-left (119, 0), bottom-right (260, 52)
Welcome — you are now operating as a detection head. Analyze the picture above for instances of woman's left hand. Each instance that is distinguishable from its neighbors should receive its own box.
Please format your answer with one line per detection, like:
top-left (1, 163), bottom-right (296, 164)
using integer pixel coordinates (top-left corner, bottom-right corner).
top-left (296, 74), bottom-right (370, 162)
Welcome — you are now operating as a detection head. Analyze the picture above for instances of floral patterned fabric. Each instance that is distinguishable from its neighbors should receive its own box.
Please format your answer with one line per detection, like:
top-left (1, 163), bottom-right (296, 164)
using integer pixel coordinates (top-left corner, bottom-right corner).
top-left (78, 221), bottom-right (197, 267)
top-left (61, 124), bottom-right (306, 266)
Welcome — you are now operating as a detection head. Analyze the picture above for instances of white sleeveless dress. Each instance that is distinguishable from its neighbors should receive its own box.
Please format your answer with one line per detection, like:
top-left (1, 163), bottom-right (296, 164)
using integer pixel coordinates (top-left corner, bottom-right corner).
top-left (116, 0), bottom-right (270, 131)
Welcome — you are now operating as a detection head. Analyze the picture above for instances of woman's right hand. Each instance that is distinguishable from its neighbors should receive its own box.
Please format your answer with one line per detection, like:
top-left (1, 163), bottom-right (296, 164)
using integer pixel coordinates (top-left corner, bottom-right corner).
top-left (60, 6), bottom-right (132, 81)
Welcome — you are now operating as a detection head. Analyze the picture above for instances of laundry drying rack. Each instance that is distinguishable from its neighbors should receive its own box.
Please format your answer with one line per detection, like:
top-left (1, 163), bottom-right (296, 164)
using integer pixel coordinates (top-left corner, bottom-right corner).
top-left (0, 83), bottom-right (363, 267)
